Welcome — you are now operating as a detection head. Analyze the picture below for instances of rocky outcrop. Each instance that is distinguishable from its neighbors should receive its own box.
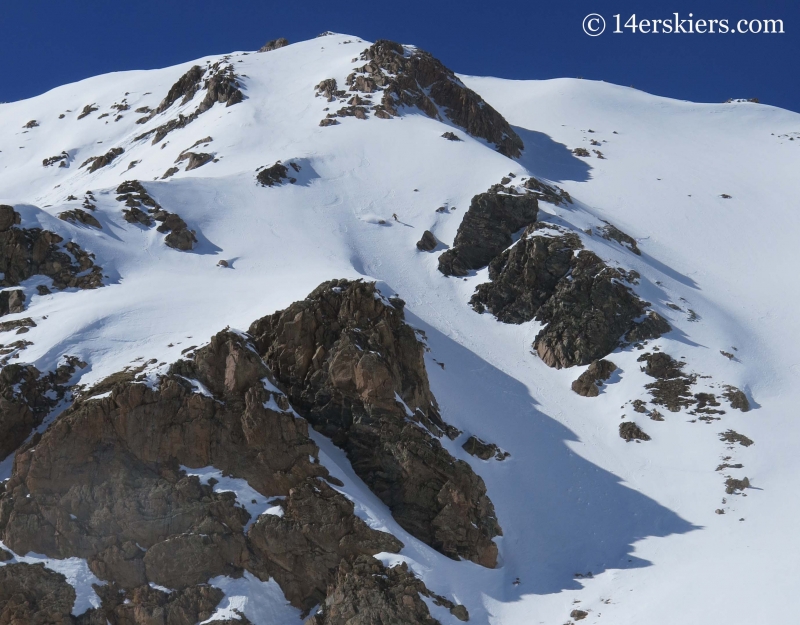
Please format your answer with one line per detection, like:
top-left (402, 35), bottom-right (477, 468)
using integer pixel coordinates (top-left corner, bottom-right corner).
top-left (0, 289), bottom-right (25, 316)
top-left (723, 385), bottom-right (750, 412)
top-left (469, 220), bottom-right (670, 368)
top-left (88, 582), bottom-right (225, 625)
top-left (571, 359), bottom-right (617, 397)
top-left (438, 189), bottom-right (538, 277)
top-left (80, 147), bottom-right (124, 173)
top-left (259, 38), bottom-right (289, 52)
top-left (470, 224), bottom-right (578, 322)
top-left (249, 480), bottom-right (402, 612)
top-left (77, 104), bottom-right (98, 120)
top-left (600, 223), bottom-right (640, 255)
top-left (0, 331), bottom-right (327, 589)
top-left (342, 40), bottom-right (523, 158)
top-left (43, 151), bottom-right (69, 168)
top-left (0, 562), bottom-right (76, 624)
top-left (115, 181), bottom-right (196, 250)
top-left (136, 63), bottom-right (243, 145)
top-left (257, 161), bottom-right (298, 187)
top-left (249, 279), bottom-right (501, 567)
top-left (462, 435), bottom-right (509, 461)
top-left (177, 151), bottom-right (214, 171)
top-left (416, 230), bottom-right (437, 251)
top-left (619, 421), bottom-right (651, 442)
top-left (307, 556), bottom-right (468, 625)
top-left (0, 206), bottom-right (104, 290)
top-left (638, 353), bottom-right (696, 412)
top-left (58, 208), bottom-right (101, 229)
top-left (522, 176), bottom-right (572, 207)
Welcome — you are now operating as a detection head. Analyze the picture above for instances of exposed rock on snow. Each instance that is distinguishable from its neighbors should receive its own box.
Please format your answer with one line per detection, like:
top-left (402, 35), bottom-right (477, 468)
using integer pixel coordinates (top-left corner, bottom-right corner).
top-left (438, 188), bottom-right (539, 277)
top-left (58, 208), bottom-right (102, 229)
top-left (416, 229), bottom-right (438, 251)
top-left (0, 289), bottom-right (25, 317)
top-left (571, 359), bottom-right (618, 397)
top-left (256, 161), bottom-right (297, 186)
top-left (344, 40), bottom-right (524, 157)
top-left (177, 151), bottom-right (214, 171)
top-left (79, 147), bottom-right (124, 173)
top-left (522, 176), bottom-right (573, 207)
top-left (462, 435), bottom-right (510, 461)
top-left (0, 206), bottom-right (104, 289)
top-left (259, 38), bottom-right (289, 52)
top-left (600, 222), bottom-right (641, 255)
top-left (42, 151), bottom-right (69, 168)
top-left (619, 421), bottom-right (651, 442)
top-left (249, 279), bottom-right (501, 567)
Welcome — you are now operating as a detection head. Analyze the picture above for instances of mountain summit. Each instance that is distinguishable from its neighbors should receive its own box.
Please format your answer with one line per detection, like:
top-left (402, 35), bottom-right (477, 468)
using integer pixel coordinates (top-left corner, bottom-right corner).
top-left (0, 32), bottom-right (798, 625)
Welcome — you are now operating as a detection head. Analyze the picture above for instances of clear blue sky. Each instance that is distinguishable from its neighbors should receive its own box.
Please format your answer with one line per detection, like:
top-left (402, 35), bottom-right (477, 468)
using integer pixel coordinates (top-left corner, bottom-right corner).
top-left (2, 0), bottom-right (797, 111)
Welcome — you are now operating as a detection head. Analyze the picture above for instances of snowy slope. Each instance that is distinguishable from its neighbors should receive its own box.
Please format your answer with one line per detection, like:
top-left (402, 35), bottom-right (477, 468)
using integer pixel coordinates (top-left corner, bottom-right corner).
top-left (1, 33), bottom-right (799, 624)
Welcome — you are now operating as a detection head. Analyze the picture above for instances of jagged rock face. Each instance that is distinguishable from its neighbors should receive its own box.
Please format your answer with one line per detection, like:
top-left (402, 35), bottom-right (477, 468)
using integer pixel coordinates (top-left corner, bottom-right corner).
top-left (346, 40), bottom-right (524, 158)
top-left (307, 556), bottom-right (443, 625)
top-left (136, 62), bottom-right (243, 145)
top-left (0, 358), bottom-right (82, 460)
top-left (259, 38), bottom-right (289, 52)
top-left (80, 147), bottom-right (124, 173)
top-left (87, 583), bottom-right (226, 625)
top-left (0, 331), bottom-right (327, 589)
top-left (438, 191), bottom-right (539, 277)
top-left (0, 289), bottom-right (25, 316)
top-left (534, 250), bottom-right (650, 368)
top-left (571, 359), bottom-right (617, 397)
top-left (0, 562), bottom-right (76, 625)
top-left (469, 221), bottom-right (669, 368)
top-left (249, 279), bottom-right (501, 567)
top-left (249, 480), bottom-right (403, 612)
top-left (471, 226), bottom-right (579, 323)
top-left (0, 207), bottom-right (104, 290)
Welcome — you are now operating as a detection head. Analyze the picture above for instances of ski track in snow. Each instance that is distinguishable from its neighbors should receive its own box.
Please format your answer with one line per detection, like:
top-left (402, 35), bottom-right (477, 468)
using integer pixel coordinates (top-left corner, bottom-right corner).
top-left (0, 32), bottom-right (798, 624)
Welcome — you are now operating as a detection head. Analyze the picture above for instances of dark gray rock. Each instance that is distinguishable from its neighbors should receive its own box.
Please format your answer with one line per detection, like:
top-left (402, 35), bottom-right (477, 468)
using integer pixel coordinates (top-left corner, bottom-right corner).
top-left (416, 230), bottom-right (437, 251)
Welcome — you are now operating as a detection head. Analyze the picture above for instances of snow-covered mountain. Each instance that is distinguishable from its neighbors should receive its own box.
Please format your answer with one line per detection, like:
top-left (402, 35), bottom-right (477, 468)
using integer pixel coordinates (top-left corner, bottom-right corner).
top-left (1, 32), bottom-right (798, 625)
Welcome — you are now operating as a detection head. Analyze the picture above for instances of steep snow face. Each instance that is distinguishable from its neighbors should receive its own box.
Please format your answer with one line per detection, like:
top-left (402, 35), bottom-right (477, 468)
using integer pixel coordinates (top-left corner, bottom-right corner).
top-left (0, 32), bottom-right (798, 625)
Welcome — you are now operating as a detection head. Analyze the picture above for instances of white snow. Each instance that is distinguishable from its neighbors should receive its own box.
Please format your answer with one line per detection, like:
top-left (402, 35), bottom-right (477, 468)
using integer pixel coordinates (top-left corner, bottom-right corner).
top-left (203, 572), bottom-right (302, 623)
top-left (0, 33), bottom-right (797, 624)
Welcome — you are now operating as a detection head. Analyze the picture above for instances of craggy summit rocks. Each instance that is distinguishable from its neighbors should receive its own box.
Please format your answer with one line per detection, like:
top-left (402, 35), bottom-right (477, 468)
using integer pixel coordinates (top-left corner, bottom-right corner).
top-left (323, 39), bottom-right (523, 157)
top-left (249, 279), bottom-right (501, 567)
top-left (438, 187), bottom-right (539, 277)
top-left (259, 37), bottom-right (289, 52)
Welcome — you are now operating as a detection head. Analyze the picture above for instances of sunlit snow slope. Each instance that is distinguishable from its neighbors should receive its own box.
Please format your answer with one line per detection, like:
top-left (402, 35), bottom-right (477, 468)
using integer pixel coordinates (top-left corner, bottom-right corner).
top-left (1, 33), bottom-right (799, 624)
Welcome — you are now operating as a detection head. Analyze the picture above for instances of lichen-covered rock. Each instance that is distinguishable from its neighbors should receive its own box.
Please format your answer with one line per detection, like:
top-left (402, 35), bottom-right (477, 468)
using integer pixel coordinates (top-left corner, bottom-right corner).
top-left (416, 230), bottom-right (437, 251)
top-left (249, 279), bottom-right (501, 567)
top-left (259, 38), bottom-right (289, 52)
top-left (723, 385), bottom-right (751, 412)
top-left (571, 359), bottom-right (617, 397)
top-left (249, 480), bottom-right (402, 612)
top-left (0, 562), bottom-right (76, 625)
top-left (346, 40), bottom-right (523, 158)
top-left (438, 190), bottom-right (539, 276)
top-left (638, 352), bottom-right (697, 412)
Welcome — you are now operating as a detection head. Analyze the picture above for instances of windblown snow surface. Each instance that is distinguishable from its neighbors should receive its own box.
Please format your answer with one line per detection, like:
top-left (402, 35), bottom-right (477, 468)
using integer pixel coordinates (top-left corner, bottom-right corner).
top-left (1, 33), bottom-right (799, 624)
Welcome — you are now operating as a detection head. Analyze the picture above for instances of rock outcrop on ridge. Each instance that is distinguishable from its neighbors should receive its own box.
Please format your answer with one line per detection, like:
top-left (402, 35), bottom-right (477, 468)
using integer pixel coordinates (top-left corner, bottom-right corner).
top-left (319, 39), bottom-right (524, 158)
top-left (249, 279), bottom-right (501, 567)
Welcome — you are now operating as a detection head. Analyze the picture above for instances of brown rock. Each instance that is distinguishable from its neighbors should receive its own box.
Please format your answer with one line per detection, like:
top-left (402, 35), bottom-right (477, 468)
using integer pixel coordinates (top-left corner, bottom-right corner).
top-left (619, 422), bottom-right (651, 442)
top-left (0, 289), bottom-right (25, 316)
top-left (249, 279), bottom-right (501, 567)
top-left (416, 230), bottom-right (437, 251)
top-left (259, 38), bottom-right (289, 52)
top-left (249, 479), bottom-right (402, 612)
top-left (0, 563), bottom-right (76, 625)
top-left (571, 359), bottom-right (617, 397)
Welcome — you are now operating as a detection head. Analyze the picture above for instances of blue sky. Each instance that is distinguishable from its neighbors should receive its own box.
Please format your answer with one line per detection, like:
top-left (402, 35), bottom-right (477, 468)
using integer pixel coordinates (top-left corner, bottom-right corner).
top-left (2, 0), bottom-right (797, 111)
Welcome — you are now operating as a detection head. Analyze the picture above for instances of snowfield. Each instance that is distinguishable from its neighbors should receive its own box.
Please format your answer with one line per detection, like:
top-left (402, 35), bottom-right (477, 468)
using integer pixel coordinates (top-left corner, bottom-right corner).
top-left (1, 32), bottom-right (798, 624)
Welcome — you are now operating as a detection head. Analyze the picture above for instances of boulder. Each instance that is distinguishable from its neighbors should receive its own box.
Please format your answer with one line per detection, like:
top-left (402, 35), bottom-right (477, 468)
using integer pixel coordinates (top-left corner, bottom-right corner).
top-left (416, 230), bottom-right (437, 251)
